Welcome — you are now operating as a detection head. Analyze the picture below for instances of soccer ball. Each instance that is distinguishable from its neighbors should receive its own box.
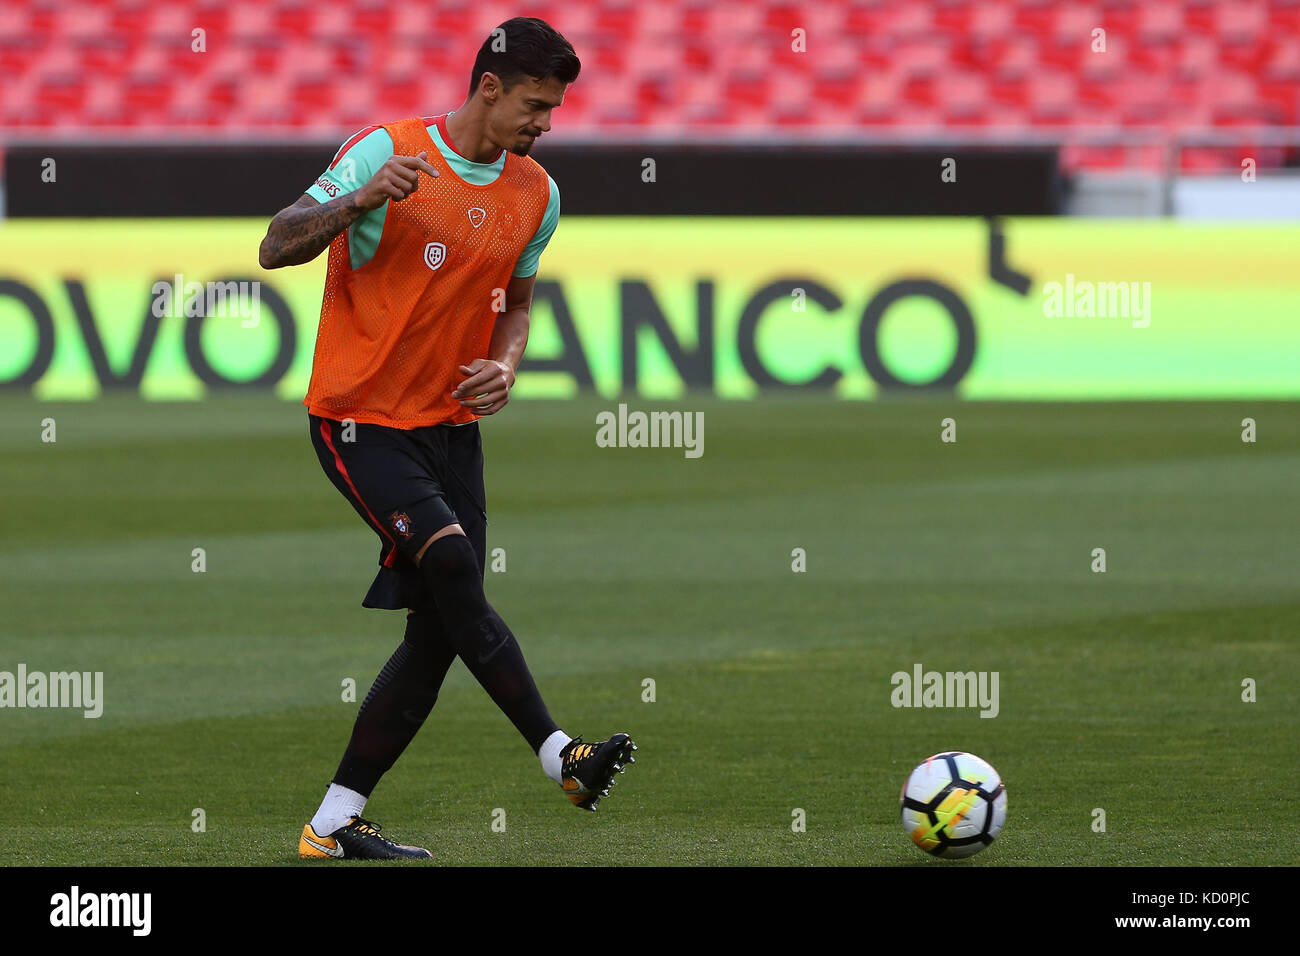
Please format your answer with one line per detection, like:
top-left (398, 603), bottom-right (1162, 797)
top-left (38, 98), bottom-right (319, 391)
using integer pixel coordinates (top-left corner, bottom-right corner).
top-left (899, 751), bottom-right (1007, 858)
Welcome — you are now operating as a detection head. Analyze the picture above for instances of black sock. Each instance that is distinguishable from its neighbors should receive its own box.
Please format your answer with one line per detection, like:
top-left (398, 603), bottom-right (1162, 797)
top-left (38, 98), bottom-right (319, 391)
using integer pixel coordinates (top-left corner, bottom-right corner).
top-left (418, 533), bottom-right (560, 752)
top-left (332, 607), bottom-right (458, 795)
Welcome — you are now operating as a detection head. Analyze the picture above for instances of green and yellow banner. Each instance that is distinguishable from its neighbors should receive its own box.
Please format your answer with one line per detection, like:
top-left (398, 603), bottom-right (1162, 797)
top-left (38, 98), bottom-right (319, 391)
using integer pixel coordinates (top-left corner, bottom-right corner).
top-left (1, 218), bottom-right (1296, 399)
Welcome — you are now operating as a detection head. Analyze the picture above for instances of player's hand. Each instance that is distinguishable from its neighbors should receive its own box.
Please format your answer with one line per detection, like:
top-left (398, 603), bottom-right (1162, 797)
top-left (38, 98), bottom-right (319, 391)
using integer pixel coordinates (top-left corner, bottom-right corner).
top-left (453, 359), bottom-right (514, 415)
top-left (353, 152), bottom-right (439, 210)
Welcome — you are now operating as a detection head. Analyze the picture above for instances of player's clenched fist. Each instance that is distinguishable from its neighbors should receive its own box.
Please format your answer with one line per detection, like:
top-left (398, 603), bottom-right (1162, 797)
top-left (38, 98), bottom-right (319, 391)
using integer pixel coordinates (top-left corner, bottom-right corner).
top-left (453, 359), bottom-right (515, 415)
top-left (353, 151), bottom-right (440, 210)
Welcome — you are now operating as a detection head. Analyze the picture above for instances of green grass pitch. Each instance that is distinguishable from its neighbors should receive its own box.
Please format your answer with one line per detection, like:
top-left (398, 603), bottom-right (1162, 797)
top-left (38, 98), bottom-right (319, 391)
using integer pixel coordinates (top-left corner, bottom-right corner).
top-left (0, 395), bottom-right (1296, 865)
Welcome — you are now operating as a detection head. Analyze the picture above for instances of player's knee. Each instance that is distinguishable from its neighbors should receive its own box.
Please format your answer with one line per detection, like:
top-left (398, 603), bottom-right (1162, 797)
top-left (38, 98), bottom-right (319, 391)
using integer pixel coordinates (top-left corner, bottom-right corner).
top-left (416, 531), bottom-right (479, 585)
top-left (415, 523), bottom-right (466, 565)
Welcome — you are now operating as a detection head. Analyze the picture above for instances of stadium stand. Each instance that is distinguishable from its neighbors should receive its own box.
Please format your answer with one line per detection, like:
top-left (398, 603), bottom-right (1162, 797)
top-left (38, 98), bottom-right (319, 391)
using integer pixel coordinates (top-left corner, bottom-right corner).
top-left (0, 0), bottom-right (1296, 171)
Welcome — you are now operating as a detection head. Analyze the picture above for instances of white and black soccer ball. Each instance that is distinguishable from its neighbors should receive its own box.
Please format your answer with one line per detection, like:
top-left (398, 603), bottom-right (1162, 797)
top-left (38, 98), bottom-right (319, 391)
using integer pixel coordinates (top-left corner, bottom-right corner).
top-left (899, 751), bottom-right (1007, 859)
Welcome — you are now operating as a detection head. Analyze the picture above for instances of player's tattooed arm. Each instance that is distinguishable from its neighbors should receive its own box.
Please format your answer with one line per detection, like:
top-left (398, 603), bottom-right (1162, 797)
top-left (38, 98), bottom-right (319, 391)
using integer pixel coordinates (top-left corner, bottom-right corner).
top-left (258, 152), bottom-right (439, 269)
top-left (258, 194), bottom-right (364, 269)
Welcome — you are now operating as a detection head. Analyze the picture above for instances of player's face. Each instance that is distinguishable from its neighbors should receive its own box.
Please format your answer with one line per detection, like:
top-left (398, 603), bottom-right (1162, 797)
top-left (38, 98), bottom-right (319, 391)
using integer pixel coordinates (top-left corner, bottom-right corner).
top-left (494, 75), bottom-right (566, 156)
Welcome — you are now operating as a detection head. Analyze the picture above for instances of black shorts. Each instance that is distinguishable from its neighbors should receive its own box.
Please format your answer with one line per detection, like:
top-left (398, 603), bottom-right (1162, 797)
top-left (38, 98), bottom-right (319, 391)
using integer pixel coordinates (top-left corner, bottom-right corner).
top-left (309, 413), bottom-right (487, 610)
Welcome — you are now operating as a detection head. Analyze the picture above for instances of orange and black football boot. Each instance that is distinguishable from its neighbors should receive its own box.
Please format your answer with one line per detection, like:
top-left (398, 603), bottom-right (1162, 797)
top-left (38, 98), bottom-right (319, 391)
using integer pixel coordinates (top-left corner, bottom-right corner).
top-left (559, 733), bottom-right (637, 811)
top-left (298, 816), bottom-right (432, 860)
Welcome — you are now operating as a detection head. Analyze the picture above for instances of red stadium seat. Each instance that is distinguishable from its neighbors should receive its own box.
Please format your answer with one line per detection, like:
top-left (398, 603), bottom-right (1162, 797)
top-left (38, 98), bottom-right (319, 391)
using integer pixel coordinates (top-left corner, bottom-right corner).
top-left (0, 0), bottom-right (1293, 174)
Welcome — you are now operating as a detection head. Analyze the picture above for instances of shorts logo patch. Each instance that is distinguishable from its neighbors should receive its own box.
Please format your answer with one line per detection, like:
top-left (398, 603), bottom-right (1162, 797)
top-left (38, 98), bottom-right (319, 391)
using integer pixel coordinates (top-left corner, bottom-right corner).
top-left (389, 511), bottom-right (414, 540)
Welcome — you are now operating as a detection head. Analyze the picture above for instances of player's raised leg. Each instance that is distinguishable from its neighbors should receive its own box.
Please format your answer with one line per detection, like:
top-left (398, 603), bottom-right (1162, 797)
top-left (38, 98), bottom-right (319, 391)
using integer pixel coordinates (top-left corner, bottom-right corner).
top-left (413, 524), bottom-right (637, 810)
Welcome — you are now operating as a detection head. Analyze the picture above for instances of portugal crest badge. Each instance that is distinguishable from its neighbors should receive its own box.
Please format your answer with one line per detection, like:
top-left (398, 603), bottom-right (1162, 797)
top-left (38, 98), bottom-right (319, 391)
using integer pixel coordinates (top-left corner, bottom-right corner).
top-left (389, 511), bottom-right (414, 539)
top-left (423, 241), bottom-right (446, 270)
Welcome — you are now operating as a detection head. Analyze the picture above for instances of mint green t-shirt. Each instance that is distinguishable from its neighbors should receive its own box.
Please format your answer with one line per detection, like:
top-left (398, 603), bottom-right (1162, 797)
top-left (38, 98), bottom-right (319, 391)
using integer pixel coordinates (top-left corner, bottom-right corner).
top-left (307, 113), bottom-right (561, 276)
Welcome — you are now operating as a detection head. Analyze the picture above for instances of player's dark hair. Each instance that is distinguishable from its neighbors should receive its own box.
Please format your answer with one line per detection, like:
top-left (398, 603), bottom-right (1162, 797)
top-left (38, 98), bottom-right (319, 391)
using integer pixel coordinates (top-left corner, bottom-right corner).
top-left (468, 17), bottom-right (580, 97)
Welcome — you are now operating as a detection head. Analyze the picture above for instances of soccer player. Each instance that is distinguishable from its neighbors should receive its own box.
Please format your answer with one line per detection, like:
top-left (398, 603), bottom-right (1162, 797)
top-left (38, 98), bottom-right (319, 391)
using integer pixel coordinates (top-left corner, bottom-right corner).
top-left (258, 17), bottom-right (635, 861)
